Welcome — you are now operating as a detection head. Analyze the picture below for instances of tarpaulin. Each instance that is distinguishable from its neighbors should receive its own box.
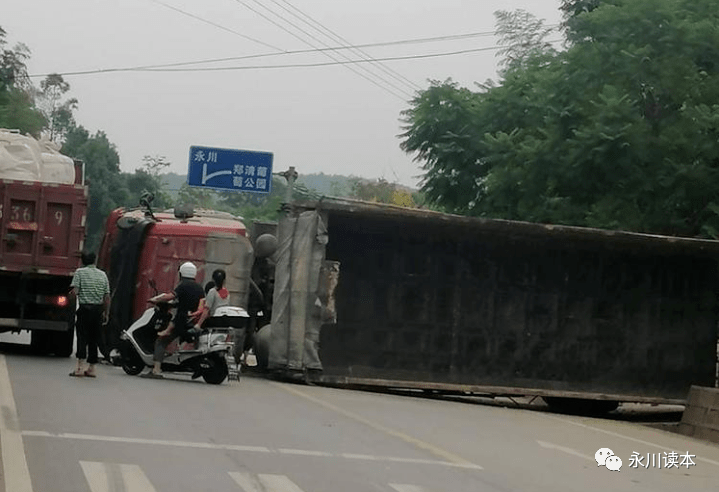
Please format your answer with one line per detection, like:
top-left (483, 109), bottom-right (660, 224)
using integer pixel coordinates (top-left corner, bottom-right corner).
top-left (268, 210), bottom-right (329, 371)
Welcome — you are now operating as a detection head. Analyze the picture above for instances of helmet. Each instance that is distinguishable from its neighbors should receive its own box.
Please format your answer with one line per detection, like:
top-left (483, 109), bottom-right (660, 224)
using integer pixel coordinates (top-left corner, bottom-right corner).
top-left (179, 261), bottom-right (197, 279)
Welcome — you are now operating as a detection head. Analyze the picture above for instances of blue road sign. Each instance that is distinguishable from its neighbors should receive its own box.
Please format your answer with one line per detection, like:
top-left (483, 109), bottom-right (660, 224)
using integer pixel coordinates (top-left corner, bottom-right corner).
top-left (187, 145), bottom-right (273, 193)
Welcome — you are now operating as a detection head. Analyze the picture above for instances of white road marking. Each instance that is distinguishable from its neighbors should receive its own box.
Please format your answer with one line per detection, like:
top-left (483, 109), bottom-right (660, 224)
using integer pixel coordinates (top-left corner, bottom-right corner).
top-left (275, 382), bottom-right (481, 469)
top-left (22, 430), bottom-right (270, 453)
top-left (230, 472), bottom-right (305, 492)
top-left (0, 355), bottom-right (33, 492)
top-left (537, 440), bottom-right (594, 461)
top-left (341, 454), bottom-right (483, 469)
top-left (80, 461), bottom-right (157, 492)
top-left (278, 448), bottom-right (332, 457)
top-left (22, 430), bottom-right (479, 469)
top-left (541, 413), bottom-right (719, 467)
top-left (389, 485), bottom-right (428, 492)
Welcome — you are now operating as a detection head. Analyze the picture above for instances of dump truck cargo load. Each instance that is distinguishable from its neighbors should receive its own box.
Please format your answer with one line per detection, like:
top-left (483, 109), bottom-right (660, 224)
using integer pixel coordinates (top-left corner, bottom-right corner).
top-left (267, 198), bottom-right (719, 409)
top-left (0, 130), bottom-right (87, 356)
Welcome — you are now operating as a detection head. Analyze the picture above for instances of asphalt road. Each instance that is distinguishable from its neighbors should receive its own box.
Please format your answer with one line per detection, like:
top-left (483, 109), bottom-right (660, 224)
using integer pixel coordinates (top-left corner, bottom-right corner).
top-left (1, 346), bottom-right (719, 492)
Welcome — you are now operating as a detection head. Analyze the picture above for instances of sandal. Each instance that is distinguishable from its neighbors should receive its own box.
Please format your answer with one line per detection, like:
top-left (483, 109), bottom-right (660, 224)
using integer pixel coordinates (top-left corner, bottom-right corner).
top-left (83, 371), bottom-right (96, 378)
top-left (140, 372), bottom-right (164, 379)
top-left (69, 371), bottom-right (84, 377)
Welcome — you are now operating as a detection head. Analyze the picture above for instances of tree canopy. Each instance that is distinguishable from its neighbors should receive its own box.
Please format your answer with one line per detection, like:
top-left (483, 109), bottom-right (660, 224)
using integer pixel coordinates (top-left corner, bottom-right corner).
top-left (401, 0), bottom-right (719, 238)
top-left (0, 27), bottom-right (45, 135)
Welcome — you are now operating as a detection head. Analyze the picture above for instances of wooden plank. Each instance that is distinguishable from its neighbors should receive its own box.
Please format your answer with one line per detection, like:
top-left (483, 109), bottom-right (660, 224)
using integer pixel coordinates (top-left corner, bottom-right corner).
top-left (309, 375), bottom-right (688, 405)
top-left (296, 197), bottom-right (719, 256)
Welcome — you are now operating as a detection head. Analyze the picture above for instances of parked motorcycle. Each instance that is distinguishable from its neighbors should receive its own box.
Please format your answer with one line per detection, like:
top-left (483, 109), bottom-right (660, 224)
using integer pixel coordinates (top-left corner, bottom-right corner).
top-left (119, 296), bottom-right (248, 384)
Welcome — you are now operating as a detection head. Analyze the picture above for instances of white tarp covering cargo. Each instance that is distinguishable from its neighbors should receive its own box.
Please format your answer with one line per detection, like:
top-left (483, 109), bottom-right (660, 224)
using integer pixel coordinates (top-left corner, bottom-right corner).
top-left (0, 129), bottom-right (75, 184)
top-left (268, 210), bottom-right (336, 372)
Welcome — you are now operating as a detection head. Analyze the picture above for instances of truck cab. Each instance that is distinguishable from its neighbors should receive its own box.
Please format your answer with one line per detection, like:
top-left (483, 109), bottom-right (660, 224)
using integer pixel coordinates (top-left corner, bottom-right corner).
top-left (97, 201), bottom-right (254, 356)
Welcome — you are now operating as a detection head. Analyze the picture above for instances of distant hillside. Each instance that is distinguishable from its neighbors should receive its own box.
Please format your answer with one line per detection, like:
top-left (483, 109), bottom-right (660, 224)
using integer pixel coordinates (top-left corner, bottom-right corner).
top-left (295, 173), bottom-right (359, 197)
top-left (162, 172), bottom-right (187, 197)
top-left (158, 172), bottom-right (415, 198)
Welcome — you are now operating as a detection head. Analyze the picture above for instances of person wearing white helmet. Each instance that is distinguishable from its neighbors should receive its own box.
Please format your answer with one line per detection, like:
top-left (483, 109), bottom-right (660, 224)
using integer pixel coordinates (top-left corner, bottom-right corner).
top-left (142, 261), bottom-right (205, 378)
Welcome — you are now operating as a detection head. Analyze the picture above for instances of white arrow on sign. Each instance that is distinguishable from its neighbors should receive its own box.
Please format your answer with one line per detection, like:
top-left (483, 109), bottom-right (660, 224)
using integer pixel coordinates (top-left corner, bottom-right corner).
top-left (202, 163), bottom-right (232, 184)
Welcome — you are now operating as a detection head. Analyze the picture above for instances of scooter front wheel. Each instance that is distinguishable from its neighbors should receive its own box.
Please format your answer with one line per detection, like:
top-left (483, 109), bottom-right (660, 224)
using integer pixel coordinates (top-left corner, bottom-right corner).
top-left (201, 353), bottom-right (229, 385)
top-left (121, 340), bottom-right (145, 376)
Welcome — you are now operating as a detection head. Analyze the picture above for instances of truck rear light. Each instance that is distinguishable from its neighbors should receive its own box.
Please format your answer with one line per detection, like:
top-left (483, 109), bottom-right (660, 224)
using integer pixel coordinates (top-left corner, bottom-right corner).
top-left (35, 294), bottom-right (70, 307)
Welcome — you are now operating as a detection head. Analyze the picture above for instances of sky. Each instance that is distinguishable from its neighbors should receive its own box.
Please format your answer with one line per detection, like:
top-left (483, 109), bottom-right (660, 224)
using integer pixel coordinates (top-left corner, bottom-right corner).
top-left (5, 0), bottom-right (563, 189)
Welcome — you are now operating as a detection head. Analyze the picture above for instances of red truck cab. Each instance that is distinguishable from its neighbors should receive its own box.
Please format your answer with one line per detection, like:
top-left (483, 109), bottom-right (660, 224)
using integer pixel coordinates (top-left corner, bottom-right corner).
top-left (97, 204), bottom-right (254, 355)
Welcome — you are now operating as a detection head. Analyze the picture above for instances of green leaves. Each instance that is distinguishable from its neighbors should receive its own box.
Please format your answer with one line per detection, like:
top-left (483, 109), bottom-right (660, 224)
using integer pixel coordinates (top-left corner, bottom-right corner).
top-left (400, 0), bottom-right (719, 238)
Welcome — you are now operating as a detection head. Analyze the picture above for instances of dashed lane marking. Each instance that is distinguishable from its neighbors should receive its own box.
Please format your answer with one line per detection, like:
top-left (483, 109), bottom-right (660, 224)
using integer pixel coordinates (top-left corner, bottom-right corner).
top-left (229, 472), bottom-right (305, 492)
top-left (22, 430), bottom-right (479, 469)
top-left (80, 461), bottom-right (157, 492)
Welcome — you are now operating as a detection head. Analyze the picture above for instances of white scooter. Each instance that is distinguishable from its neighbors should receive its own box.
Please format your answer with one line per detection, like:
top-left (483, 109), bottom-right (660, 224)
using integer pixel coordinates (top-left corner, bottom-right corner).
top-left (119, 298), bottom-right (248, 384)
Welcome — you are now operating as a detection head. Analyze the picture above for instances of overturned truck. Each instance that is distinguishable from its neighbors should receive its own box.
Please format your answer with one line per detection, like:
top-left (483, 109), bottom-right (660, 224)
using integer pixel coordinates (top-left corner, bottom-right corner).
top-left (264, 197), bottom-right (719, 411)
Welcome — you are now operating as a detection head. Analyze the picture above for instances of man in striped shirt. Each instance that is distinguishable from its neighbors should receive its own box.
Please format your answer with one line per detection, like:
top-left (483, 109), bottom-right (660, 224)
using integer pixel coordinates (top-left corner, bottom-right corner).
top-left (69, 252), bottom-right (110, 378)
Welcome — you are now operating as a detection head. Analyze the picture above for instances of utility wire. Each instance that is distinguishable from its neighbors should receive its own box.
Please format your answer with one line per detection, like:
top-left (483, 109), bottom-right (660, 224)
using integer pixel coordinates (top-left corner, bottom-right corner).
top-left (29, 41), bottom-right (564, 78)
top-left (248, 0), bottom-right (413, 99)
top-left (271, 0), bottom-right (419, 92)
top-left (138, 39), bottom-right (564, 71)
top-left (148, 0), bottom-right (284, 51)
top-left (100, 30), bottom-right (518, 72)
top-left (268, 0), bottom-right (411, 192)
top-left (234, 0), bottom-right (411, 100)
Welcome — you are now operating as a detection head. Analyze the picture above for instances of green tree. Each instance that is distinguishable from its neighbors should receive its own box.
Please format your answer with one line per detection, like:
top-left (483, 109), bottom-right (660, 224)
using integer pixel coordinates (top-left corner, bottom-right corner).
top-left (37, 73), bottom-right (77, 142)
top-left (62, 125), bottom-right (130, 250)
top-left (401, 0), bottom-right (719, 238)
top-left (0, 27), bottom-right (45, 135)
top-left (137, 155), bottom-right (172, 209)
top-left (176, 183), bottom-right (216, 210)
top-left (494, 9), bottom-right (557, 75)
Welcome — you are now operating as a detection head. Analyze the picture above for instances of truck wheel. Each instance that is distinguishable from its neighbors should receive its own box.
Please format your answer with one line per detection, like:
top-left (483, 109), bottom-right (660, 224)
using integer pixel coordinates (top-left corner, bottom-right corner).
top-left (53, 327), bottom-right (75, 358)
top-left (31, 331), bottom-right (50, 355)
top-left (254, 324), bottom-right (271, 370)
top-left (202, 354), bottom-right (228, 385)
top-left (544, 397), bottom-right (619, 415)
top-left (120, 341), bottom-right (145, 376)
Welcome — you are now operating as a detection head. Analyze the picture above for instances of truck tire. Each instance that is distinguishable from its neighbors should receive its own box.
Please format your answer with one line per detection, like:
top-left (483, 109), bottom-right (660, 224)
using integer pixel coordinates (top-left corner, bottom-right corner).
top-left (53, 327), bottom-right (75, 358)
top-left (254, 324), bottom-right (271, 370)
top-left (544, 397), bottom-right (619, 415)
top-left (31, 331), bottom-right (50, 355)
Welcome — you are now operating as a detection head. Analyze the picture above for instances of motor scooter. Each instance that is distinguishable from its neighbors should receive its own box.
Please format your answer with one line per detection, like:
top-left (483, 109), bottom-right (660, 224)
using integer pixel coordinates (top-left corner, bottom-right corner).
top-left (119, 297), bottom-right (248, 384)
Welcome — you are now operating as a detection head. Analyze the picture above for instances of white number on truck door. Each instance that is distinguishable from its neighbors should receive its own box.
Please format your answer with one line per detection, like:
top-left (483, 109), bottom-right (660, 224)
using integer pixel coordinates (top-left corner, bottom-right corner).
top-left (11, 205), bottom-right (33, 222)
top-left (55, 211), bottom-right (63, 225)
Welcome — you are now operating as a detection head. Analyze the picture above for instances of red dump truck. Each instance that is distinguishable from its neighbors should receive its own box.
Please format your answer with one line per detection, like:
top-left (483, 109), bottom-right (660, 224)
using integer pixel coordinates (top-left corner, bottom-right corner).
top-left (0, 130), bottom-right (87, 356)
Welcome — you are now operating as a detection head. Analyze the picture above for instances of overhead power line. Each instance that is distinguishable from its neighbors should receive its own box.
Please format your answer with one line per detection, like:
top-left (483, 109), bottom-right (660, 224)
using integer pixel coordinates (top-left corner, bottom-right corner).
top-left (30, 42), bottom-right (563, 79)
top-left (271, 0), bottom-right (420, 92)
top-left (148, 0), bottom-right (284, 52)
top-left (111, 30), bottom-right (519, 72)
top-left (139, 43), bottom-right (564, 71)
top-left (234, 0), bottom-right (412, 100)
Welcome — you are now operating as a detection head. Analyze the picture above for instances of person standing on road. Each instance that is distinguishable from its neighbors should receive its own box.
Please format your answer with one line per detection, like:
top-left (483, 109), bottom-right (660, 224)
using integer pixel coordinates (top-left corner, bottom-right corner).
top-left (68, 252), bottom-right (110, 378)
